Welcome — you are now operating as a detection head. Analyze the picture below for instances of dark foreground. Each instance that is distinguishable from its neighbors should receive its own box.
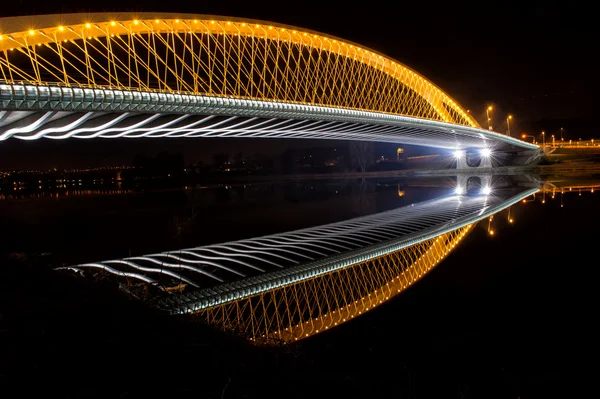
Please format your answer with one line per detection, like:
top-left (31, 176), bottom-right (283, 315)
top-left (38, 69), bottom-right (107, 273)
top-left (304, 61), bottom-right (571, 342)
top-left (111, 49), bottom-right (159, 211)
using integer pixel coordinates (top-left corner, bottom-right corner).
top-left (1, 192), bottom-right (598, 399)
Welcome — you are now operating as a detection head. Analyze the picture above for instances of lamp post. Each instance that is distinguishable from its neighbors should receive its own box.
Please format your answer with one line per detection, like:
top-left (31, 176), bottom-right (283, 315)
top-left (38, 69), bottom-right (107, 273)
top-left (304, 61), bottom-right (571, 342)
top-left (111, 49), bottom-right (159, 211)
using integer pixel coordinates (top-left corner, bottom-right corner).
top-left (506, 115), bottom-right (512, 136)
top-left (522, 134), bottom-right (536, 144)
top-left (540, 131), bottom-right (545, 146)
top-left (486, 106), bottom-right (493, 131)
top-left (560, 127), bottom-right (564, 141)
top-left (552, 134), bottom-right (555, 147)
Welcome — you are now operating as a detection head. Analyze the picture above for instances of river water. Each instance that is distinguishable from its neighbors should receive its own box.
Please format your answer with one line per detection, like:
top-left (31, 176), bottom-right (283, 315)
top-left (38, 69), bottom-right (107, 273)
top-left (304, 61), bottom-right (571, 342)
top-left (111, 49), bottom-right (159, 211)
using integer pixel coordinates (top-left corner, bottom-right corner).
top-left (1, 176), bottom-right (488, 267)
top-left (1, 172), bottom-right (598, 397)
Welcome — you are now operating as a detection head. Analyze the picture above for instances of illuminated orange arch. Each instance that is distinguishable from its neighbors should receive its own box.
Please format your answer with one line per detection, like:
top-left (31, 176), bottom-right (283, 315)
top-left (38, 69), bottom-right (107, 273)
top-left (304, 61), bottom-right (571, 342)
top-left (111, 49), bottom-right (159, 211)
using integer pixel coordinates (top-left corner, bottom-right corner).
top-left (0, 13), bottom-right (479, 127)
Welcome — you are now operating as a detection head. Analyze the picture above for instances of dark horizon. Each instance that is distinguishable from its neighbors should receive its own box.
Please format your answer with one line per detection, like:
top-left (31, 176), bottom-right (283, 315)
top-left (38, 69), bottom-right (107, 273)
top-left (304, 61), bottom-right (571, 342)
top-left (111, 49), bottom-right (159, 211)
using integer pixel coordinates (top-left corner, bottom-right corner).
top-left (0, 137), bottom-right (446, 171)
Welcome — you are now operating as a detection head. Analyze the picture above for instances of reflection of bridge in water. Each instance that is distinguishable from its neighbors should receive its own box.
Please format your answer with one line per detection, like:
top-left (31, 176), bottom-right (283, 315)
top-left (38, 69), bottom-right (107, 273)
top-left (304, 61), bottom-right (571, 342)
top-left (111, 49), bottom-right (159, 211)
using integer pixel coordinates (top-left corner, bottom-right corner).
top-left (62, 176), bottom-right (538, 343)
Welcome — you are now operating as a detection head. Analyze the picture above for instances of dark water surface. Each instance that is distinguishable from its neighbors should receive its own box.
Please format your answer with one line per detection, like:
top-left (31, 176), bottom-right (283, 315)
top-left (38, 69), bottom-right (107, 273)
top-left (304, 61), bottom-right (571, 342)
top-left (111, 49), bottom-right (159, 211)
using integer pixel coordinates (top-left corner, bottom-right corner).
top-left (1, 174), bottom-right (598, 398)
top-left (0, 177), bottom-right (455, 266)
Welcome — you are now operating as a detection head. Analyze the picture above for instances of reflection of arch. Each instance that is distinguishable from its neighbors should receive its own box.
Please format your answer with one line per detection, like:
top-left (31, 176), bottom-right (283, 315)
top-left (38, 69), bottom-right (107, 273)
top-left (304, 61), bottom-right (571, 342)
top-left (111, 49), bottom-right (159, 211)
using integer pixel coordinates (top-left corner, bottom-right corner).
top-left (0, 13), bottom-right (477, 126)
top-left (195, 224), bottom-right (473, 344)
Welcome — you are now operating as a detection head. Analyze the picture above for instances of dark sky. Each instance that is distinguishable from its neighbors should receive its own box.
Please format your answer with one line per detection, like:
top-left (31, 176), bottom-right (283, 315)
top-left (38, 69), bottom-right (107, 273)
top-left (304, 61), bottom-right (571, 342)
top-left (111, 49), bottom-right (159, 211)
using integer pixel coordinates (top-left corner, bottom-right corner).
top-left (0, 1), bottom-right (598, 169)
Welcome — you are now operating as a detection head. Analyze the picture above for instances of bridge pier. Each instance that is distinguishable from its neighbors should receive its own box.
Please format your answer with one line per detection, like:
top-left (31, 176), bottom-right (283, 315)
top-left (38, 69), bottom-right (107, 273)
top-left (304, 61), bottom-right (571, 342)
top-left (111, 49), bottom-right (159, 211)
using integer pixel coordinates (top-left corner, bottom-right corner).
top-left (455, 146), bottom-right (543, 170)
top-left (455, 148), bottom-right (493, 170)
top-left (456, 174), bottom-right (492, 195)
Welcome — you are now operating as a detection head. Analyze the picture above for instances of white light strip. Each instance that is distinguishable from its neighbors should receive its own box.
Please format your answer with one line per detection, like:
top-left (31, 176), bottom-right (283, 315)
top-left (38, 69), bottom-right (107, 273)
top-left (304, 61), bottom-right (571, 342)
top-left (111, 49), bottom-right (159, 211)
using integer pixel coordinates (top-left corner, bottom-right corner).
top-left (0, 83), bottom-right (539, 150)
top-left (0, 111), bottom-right (55, 140)
top-left (0, 111), bottom-right (528, 153)
top-left (14, 112), bottom-right (94, 140)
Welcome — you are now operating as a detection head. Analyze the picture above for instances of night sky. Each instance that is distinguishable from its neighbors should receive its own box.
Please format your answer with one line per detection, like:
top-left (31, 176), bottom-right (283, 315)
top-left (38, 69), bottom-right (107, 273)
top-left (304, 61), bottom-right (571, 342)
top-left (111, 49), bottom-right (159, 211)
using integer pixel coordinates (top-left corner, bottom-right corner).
top-left (1, 1), bottom-right (598, 169)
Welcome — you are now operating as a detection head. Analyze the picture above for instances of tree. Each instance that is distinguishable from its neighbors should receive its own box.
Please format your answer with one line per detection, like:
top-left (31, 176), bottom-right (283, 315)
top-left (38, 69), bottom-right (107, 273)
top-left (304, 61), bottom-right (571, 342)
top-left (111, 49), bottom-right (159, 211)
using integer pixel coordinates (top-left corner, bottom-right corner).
top-left (352, 179), bottom-right (376, 215)
top-left (349, 141), bottom-right (374, 172)
top-left (233, 152), bottom-right (244, 167)
top-left (212, 152), bottom-right (229, 169)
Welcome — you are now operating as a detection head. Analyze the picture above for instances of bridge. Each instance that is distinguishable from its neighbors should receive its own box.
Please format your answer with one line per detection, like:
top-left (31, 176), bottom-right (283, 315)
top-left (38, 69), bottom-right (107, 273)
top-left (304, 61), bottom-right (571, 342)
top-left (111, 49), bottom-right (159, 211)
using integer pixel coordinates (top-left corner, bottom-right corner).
top-left (1, 13), bottom-right (543, 343)
top-left (59, 179), bottom-right (538, 343)
top-left (0, 13), bottom-right (538, 166)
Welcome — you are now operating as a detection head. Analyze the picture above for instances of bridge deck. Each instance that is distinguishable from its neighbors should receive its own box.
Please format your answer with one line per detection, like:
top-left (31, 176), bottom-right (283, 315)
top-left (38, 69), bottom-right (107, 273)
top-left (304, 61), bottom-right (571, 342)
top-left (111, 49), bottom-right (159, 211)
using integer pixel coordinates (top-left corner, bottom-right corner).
top-left (1, 84), bottom-right (538, 151)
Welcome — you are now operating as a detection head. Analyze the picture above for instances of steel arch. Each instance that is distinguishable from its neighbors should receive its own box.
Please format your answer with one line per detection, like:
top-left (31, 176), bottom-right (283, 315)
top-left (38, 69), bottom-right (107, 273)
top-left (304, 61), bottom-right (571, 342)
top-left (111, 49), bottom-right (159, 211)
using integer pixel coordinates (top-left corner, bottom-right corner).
top-left (0, 13), bottom-right (477, 126)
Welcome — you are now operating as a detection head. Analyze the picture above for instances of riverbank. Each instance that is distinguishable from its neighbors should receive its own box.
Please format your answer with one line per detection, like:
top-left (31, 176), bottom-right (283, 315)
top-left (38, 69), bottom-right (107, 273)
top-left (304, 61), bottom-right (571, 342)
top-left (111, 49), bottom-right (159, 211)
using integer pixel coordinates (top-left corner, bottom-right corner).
top-left (186, 160), bottom-right (600, 184)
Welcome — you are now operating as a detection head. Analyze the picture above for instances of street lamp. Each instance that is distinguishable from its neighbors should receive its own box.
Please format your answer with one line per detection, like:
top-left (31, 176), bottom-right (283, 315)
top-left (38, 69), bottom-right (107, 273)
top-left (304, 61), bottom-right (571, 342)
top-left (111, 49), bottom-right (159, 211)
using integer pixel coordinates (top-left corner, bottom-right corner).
top-left (560, 127), bottom-right (564, 141)
top-left (541, 131), bottom-right (545, 147)
top-left (486, 106), bottom-right (493, 131)
top-left (522, 133), bottom-right (536, 143)
top-left (552, 134), bottom-right (555, 147)
top-left (506, 115), bottom-right (512, 136)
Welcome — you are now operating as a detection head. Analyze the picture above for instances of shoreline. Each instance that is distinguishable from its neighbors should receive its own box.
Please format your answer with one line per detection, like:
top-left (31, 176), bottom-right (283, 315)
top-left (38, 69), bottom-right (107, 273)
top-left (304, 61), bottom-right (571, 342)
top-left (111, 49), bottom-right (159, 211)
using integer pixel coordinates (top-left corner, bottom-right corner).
top-left (188, 162), bottom-right (600, 183)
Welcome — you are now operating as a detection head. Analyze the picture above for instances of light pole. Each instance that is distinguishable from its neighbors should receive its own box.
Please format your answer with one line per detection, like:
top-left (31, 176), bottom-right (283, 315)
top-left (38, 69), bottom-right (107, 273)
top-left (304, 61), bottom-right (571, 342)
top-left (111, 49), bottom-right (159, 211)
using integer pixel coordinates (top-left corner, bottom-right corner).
top-left (522, 134), bottom-right (536, 144)
top-left (552, 134), bottom-right (555, 147)
top-left (541, 131), bottom-right (545, 147)
top-left (506, 115), bottom-right (512, 136)
top-left (560, 127), bottom-right (564, 141)
top-left (486, 106), bottom-right (493, 131)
